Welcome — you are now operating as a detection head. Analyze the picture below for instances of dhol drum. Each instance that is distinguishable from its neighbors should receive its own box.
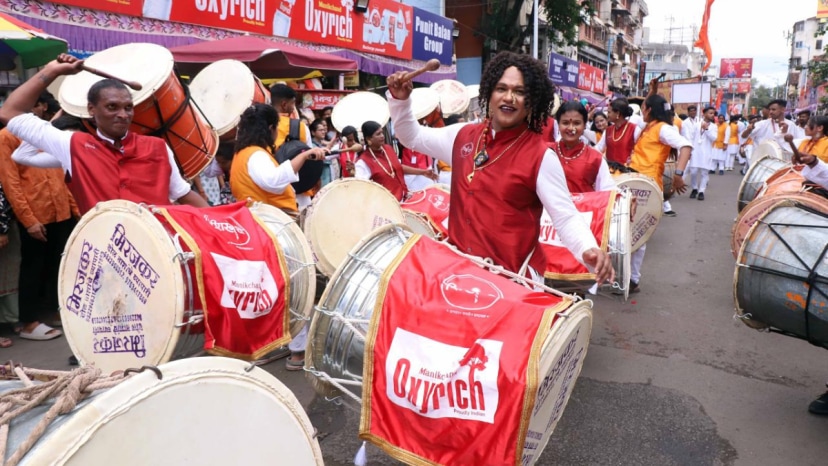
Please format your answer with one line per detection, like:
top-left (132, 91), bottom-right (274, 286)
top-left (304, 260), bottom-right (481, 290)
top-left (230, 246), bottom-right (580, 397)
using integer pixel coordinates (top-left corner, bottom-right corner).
top-left (400, 185), bottom-right (450, 240)
top-left (752, 139), bottom-right (790, 162)
top-left (735, 200), bottom-right (828, 347)
top-left (330, 91), bottom-right (390, 136)
top-left (302, 179), bottom-right (405, 277)
top-left (410, 87), bottom-right (441, 121)
top-left (306, 224), bottom-right (593, 464)
top-left (58, 200), bottom-right (315, 373)
top-left (188, 59), bottom-right (270, 141)
top-left (755, 165), bottom-right (806, 199)
top-left (429, 79), bottom-right (470, 117)
top-left (3, 358), bottom-right (323, 465)
top-left (730, 191), bottom-right (828, 259)
top-left (402, 210), bottom-right (437, 238)
top-left (613, 173), bottom-right (663, 252)
top-left (736, 155), bottom-right (790, 212)
top-left (610, 190), bottom-right (633, 299)
top-left (662, 157), bottom-right (676, 201)
top-left (58, 43), bottom-right (219, 180)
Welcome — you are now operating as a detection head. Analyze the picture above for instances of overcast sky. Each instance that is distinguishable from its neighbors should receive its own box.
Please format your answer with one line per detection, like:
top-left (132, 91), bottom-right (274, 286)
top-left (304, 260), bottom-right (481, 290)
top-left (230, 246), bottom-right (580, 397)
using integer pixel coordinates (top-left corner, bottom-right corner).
top-left (643, 0), bottom-right (815, 87)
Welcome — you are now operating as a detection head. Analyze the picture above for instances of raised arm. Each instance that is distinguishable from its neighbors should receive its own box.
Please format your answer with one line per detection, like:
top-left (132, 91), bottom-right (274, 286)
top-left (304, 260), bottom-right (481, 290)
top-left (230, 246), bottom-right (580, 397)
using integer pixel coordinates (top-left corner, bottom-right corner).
top-left (0, 55), bottom-right (83, 125)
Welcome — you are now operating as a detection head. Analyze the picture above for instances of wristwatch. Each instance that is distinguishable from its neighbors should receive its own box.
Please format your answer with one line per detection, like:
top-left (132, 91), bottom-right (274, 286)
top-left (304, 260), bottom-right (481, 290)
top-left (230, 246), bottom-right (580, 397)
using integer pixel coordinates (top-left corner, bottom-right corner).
top-left (674, 169), bottom-right (684, 176)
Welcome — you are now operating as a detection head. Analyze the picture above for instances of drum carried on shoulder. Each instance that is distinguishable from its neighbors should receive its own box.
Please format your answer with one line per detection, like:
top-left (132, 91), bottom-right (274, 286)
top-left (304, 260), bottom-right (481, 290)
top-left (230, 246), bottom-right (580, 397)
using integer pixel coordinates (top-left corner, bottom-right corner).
top-left (0, 358), bottom-right (323, 465)
top-left (58, 43), bottom-right (219, 180)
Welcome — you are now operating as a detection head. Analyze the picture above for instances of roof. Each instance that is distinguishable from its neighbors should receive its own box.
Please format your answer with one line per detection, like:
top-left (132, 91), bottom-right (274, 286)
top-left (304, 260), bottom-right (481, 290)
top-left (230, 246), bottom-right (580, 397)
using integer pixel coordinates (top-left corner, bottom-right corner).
top-left (641, 42), bottom-right (689, 54)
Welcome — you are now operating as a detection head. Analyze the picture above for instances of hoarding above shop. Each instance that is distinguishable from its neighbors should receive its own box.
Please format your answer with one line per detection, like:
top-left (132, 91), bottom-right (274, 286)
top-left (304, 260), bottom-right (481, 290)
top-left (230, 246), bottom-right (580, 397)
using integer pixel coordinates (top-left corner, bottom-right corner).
top-left (57, 0), bottom-right (143, 16)
top-left (273, 0), bottom-right (414, 60)
top-left (412, 7), bottom-right (453, 65)
top-left (577, 62), bottom-right (604, 94)
top-left (143, 0), bottom-right (274, 37)
top-left (547, 52), bottom-right (579, 88)
top-left (719, 58), bottom-right (753, 79)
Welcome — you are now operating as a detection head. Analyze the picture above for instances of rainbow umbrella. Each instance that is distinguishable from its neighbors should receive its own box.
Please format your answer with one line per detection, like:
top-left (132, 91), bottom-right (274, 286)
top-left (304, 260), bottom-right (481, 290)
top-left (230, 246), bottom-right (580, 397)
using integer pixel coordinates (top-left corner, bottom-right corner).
top-left (0, 12), bottom-right (67, 69)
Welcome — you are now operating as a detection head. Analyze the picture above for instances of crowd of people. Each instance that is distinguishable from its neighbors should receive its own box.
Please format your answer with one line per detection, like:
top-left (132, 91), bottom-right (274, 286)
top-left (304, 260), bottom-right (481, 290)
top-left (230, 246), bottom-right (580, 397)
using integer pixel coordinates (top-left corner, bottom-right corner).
top-left (0, 49), bottom-right (826, 416)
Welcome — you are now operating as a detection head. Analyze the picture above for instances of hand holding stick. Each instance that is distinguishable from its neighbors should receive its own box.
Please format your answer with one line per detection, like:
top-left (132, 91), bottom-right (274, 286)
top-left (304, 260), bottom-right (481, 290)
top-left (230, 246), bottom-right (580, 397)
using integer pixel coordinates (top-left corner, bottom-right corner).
top-left (57, 55), bottom-right (143, 91)
top-left (387, 59), bottom-right (441, 100)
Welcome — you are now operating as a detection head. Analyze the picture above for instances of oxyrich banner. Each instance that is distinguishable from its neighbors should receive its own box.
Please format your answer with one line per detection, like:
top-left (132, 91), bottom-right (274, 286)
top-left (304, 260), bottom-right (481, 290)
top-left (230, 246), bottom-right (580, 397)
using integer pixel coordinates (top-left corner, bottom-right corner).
top-left (577, 62), bottom-right (605, 94)
top-left (143, 0), bottom-right (275, 36)
top-left (412, 7), bottom-right (453, 65)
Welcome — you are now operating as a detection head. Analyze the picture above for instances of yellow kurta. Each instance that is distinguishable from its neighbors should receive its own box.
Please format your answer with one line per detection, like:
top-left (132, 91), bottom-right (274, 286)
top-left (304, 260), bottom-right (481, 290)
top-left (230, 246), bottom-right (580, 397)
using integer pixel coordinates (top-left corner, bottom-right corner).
top-left (798, 137), bottom-right (828, 164)
top-left (230, 145), bottom-right (298, 212)
top-left (728, 123), bottom-right (739, 145)
top-left (714, 123), bottom-right (727, 149)
top-left (630, 122), bottom-right (671, 191)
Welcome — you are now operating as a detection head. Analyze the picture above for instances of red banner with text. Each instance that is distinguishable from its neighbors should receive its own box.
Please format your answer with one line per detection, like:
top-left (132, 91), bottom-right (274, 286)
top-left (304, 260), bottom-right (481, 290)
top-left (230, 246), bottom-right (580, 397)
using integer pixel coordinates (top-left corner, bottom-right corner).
top-left (145, 0), bottom-right (275, 36)
top-left (360, 237), bottom-right (562, 465)
top-left (540, 191), bottom-right (614, 280)
top-left (157, 202), bottom-right (291, 360)
top-left (577, 62), bottom-right (605, 94)
top-left (275, 0), bottom-right (414, 60)
top-left (58, 0), bottom-right (143, 15)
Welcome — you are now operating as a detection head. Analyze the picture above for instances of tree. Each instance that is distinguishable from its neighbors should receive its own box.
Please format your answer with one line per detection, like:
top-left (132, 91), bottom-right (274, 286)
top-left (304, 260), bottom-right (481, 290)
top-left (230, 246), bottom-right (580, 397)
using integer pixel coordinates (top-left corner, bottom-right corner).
top-left (479, 0), bottom-right (591, 54)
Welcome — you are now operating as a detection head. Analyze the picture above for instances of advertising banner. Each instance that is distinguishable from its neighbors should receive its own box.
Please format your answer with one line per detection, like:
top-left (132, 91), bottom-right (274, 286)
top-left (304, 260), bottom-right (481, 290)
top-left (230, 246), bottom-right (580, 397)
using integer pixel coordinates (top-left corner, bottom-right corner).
top-left (412, 8), bottom-right (453, 65)
top-left (819, 0), bottom-right (828, 19)
top-left (577, 62), bottom-right (605, 94)
top-left (274, 0), bottom-right (414, 60)
top-left (548, 52), bottom-right (579, 88)
top-left (59, 0), bottom-right (143, 15)
top-left (299, 90), bottom-right (352, 110)
top-left (719, 58), bottom-right (753, 79)
top-left (144, 0), bottom-right (274, 36)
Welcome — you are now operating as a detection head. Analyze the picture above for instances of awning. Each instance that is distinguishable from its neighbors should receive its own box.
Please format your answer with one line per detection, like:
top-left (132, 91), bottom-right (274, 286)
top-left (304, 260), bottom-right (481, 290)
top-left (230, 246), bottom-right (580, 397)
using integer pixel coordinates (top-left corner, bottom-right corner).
top-left (328, 49), bottom-right (456, 85)
top-left (557, 86), bottom-right (609, 106)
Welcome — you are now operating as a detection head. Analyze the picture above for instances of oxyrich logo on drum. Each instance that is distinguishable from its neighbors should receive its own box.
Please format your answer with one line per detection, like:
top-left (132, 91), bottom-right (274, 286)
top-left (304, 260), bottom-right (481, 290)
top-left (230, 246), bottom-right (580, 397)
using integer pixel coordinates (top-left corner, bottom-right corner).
top-left (460, 142), bottom-right (474, 158)
top-left (539, 210), bottom-right (594, 247)
top-left (428, 193), bottom-right (449, 212)
top-left (211, 253), bottom-right (279, 319)
top-left (440, 274), bottom-right (503, 311)
top-left (203, 214), bottom-right (251, 248)
top-left (386, 328), bottom-right (501, 423)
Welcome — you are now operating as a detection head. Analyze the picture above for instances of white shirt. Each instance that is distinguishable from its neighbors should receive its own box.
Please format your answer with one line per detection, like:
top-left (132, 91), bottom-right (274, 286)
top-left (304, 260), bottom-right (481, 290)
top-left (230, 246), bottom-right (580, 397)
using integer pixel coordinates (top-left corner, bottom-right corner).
top-left (681, 117), bottom-right (700, 146)
top-left (749, 118), bottom-right (805, 147)
top-left (802, 159), bottom-right (828, 190)
top-left (246, 149), bottom-right (299, 194)
top-left (8, 113), bottom-right (191, 201)
top-left (689, 121), bottom-right (718, 170)
top-left (387, 93), bottom-right (599, 266)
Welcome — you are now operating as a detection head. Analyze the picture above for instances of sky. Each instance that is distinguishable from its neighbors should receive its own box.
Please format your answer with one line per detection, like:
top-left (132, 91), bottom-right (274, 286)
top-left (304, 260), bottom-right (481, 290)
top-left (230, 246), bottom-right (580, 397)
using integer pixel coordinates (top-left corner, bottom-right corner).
top-left (642, 0), bottom-right (815, 87)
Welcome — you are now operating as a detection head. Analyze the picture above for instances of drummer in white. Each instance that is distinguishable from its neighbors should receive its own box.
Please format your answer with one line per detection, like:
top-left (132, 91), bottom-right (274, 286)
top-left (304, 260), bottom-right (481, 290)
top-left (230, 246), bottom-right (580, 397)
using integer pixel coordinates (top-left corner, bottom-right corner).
top-left (741, 99), bottom-right (804, 148)
top-left (688, 106), bottom-right (718, 201)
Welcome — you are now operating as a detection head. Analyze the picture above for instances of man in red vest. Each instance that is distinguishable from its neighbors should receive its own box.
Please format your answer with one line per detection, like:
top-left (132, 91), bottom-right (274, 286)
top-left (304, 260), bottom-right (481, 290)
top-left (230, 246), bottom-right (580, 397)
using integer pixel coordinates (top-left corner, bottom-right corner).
top-left (0, 54), bottom-right (208, 215)
top-left (386, 52), bottom-right (613, 284)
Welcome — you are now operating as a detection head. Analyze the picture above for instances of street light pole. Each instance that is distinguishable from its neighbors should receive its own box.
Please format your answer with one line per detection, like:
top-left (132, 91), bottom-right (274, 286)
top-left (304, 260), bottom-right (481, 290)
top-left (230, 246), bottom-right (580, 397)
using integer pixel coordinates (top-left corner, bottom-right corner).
top-left (803, 45), bottom-right (812, 105)
top-left (532, 0), bottom-right (539, 59)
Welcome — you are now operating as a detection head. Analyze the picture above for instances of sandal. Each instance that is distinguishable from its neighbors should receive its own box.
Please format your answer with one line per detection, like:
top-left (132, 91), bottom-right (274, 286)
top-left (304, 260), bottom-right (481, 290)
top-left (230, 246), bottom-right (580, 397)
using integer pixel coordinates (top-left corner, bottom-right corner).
top-left (0, 337), bottom-right (12, 348)
top-left (286, 352), bottom-right (305, 371)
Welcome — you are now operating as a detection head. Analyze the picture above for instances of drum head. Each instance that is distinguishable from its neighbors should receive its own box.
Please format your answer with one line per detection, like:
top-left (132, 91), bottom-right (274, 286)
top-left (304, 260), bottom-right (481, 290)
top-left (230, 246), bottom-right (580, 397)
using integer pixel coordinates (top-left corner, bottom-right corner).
top-left (59, 43), bottom-right (174, 119)
top-left (17, 358), bottom-right (323, 465)
top-left (58, 200), bottom-right (185, 373)
top-left (402, 210), bottom-right (436, 238)
top-left (613, 174), bottom-right (663, 252)
top-left (523, 302), bottom-right (593, 465)
top-left (410, 88), bottom-right (441, 121)
top-left (736, 156), bottom-right (791, 212)
top-left (189, 59), bottom-right (263, 137)
top-left (752, 141), bottom-right (785, 161)
top-left (430, 79), bottom-right (470, 116)
top-left (330, 91), bottom-right (389, 134)
top-left (760, 166), bottom-right (804, 198)
top-left (303, 179), bottom-right (405, 277)
top-left (247, 203), bottom-right (316, 337)
top-left (609, 191), bottom-right (633, 299)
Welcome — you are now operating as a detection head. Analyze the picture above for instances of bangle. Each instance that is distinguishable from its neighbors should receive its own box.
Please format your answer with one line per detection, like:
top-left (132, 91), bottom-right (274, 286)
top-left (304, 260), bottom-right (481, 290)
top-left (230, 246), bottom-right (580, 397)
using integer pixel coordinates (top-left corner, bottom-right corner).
top-left (674, 169), bottom-right (684, 176)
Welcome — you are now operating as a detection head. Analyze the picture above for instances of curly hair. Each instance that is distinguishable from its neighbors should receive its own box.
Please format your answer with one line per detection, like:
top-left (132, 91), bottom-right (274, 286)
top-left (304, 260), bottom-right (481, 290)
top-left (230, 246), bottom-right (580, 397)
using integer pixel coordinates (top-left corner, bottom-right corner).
top-left (478, 51), bottom-right (554, 133)
top-left (234, 103), bottom-right (278, 154)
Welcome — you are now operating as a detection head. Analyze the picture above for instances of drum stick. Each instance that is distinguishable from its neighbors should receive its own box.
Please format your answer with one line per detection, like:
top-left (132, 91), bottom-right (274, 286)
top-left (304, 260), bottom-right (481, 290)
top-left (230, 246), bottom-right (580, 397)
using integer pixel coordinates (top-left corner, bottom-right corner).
top-left (328, 143), bottom-right (363, 155)
top-left (81, 65), bottom-right (143, 91)
top-left (401, 59), bottom-right (441, 83)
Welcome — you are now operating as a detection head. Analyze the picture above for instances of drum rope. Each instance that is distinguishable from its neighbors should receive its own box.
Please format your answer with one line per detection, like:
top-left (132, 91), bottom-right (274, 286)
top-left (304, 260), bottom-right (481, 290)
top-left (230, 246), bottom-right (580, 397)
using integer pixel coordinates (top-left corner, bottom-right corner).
top-left (305, 368), bottom-right (363, 406)
top-left (0, 365), bottom-right (134, 466)
top-left (314, 306), bottom-right (369, 341)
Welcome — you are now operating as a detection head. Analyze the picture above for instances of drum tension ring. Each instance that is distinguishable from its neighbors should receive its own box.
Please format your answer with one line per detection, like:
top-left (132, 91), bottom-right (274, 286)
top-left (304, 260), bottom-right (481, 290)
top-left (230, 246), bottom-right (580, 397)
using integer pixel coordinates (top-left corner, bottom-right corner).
top-left (124, 365), bottom-right (163, 380)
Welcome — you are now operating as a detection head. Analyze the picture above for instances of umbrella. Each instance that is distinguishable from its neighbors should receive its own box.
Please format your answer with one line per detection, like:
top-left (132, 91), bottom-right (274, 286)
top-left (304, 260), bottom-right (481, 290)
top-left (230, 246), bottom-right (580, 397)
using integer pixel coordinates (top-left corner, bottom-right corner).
top-left (169, 36), bottom-right (357, 79)
top-left (0, 12), bottom-right (67, 70)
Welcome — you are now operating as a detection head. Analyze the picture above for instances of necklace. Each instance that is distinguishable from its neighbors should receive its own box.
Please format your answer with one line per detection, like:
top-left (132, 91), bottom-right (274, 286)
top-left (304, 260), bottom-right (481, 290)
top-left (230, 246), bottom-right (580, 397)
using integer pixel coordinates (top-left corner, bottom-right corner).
top-left (610, 121), bottom-right (629, 142)
top-left (555, 142), bottom-right (587, 164)
top-left (467, 127), bottom-right (528, 183)
top-left (368, 146), bottom-right (395, 178)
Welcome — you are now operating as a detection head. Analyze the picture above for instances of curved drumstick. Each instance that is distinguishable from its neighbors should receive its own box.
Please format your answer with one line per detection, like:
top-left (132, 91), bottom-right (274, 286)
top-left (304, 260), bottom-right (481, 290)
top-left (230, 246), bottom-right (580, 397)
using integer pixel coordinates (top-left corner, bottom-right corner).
top-left (327, 143), bottom-right (363, 156)
top-left (81, 64), bottom-right (143, 91)
top-left (401, 59), bottom-right (440, 82)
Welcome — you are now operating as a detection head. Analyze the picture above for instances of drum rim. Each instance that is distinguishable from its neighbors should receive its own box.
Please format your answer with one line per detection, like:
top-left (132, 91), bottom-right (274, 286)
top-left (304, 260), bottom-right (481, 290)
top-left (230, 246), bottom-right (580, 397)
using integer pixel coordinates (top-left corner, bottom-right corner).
top-left (609, 190), bottom-right (633, 299)
top-left (188, 59), bottom-right (259, 137)
top-left (330, 91), bottom-right (390, 133)
top-left (58, 43), bottom-right (175, 119)
top-left (410, 88), bottom-right (441, 121)
top-left (58, 200), bottom-right (186, 372)
top-left (736, 155), bottom-right (791, 213)
top-left (22, 357), bottom-right (323, 465)
top-left (303, 179), bottom-right (405, 277)
top-left (613, 173), bottom-right (663, 252)
top-left (429, 79), bottom-right (470, 116)
top-left (247, 202), bottom-right (317, 335)
top-left (402, 210), bottom-right (437, 238)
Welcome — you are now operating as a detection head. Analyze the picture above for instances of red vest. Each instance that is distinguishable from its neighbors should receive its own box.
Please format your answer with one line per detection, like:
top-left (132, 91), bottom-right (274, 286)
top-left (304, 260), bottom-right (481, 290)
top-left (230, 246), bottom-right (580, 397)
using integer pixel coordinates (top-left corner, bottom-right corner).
top-left (605, 121), bottom-right (637, 165)
top-left (450, 123), bottom-right (547, 273)
top-left (541, 117), bottom-right (557, 143)
top-left (401, 147), bottom-right (432, 170)
top-left (358, 144), bottom-right (408, 201)
top-left (68, 132), bottom-right (172, 214)
top-left (551, 142), bottom-right (603, 193)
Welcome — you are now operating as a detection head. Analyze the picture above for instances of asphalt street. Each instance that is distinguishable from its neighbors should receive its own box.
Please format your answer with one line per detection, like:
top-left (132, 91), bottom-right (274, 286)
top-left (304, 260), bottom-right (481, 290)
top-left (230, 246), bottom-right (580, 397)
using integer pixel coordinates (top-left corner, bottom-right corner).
top-left (4, 168), bottom-right (827, 465)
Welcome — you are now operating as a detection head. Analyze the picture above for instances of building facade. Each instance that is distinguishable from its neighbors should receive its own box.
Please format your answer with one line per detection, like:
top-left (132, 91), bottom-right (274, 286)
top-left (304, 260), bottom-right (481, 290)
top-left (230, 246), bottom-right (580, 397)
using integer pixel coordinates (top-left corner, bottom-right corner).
top-left (789, 17), bottom-right (827, 111)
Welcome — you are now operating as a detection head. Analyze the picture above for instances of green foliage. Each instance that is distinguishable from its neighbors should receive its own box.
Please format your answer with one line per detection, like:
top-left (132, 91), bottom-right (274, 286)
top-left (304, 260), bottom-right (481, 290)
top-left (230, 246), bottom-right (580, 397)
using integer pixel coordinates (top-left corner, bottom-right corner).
top-left (541, 0), bottom-right (594, 48)
top-left (479, 0), bottom-right (590, 53)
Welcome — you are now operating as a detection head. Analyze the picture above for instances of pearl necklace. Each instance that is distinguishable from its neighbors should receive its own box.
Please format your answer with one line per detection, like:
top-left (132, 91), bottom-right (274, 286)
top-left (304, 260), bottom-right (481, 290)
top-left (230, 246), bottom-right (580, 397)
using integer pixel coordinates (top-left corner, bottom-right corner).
top-left (368, 146), bottom-right (395, 178)
top-left (555, 142), bottom-right (587, 164)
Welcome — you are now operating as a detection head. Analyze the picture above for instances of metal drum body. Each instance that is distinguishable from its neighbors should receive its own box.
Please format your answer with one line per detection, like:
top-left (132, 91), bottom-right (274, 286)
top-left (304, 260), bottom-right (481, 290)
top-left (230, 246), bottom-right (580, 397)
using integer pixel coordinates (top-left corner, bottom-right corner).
top-left (662, 158), bottom-right (676, 201)
top-left (736, 155), bottom-right (790, 212)
top-left (609, 190), bottom-right (633, 299)
top-left (734, 200), bottom-right (828, 345)
top-left (306, 225), bottom-right (593, 465)
top-left (6, 358), bottom-right (323, 465)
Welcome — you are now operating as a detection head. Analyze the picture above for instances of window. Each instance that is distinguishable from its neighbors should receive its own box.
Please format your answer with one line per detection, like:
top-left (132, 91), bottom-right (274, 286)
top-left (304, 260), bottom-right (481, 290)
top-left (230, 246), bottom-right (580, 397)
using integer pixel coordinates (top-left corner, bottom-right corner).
top-left (652, 54), bottom-right (664, 61)
top-left (795, 22), bottom-right (804, 32)
top-left (795, 41), bottom-right (804, 49)
top-left (818, 40), bottom-right (823, 50)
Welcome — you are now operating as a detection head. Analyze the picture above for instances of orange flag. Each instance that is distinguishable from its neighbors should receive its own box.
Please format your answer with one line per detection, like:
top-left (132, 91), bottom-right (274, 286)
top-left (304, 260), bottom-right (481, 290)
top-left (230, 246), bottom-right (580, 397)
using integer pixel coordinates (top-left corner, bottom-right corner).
top-left (694, 0), bottom-right (715, 71)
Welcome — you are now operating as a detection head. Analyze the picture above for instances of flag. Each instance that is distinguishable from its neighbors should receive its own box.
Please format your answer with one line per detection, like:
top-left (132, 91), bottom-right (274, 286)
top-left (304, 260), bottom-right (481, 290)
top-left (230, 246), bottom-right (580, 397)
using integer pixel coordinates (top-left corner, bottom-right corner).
top-left (694, 0), bottom-right (715, 72)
